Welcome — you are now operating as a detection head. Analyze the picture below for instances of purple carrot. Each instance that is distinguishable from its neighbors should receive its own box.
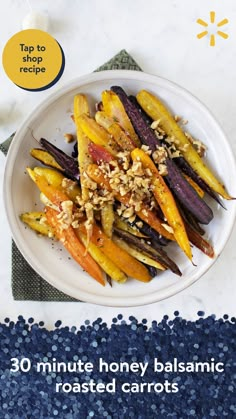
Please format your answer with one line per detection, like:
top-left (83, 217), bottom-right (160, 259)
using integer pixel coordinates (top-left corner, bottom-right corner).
top-left (40, 138), bottom-right (80, 182)
top-left (131, 94), bottom-right (225, 208)
top-left (164, 158), bottom-right (213, 224)
top-left (134, 219), bottom-right (170, 246)
top-left (178, 204), bottom-right (205, 236)
top-left (113, 227), bottom-right (181, 276)
top-left (129, 95), bottom-right (153, 126)
top-left (111, 86), bottom-right (213, 225)
top-left (146, 265), bottom-right (159, 278)
top-left (175, 156), bottom-right (225, 208)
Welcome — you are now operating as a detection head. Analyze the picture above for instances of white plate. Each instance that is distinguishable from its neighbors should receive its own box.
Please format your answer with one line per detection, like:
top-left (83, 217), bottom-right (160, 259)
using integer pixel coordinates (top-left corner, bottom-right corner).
top-left (4, 70), bottom-right (236, 306)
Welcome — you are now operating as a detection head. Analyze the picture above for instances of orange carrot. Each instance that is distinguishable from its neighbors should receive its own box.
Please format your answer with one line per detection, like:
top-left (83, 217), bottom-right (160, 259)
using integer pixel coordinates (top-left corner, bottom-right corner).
top-left (183, 174), bottom-right (204, 198)
top-left (78, 223), bottom-right (151, 282)
top-left (86, 164), bottom-right (174, 241)
top-left (45, 207), bottom-right (105, 286)
top-left (27, 168), bottom-right (71, 208)
top-left (131, 148), bottom-right (192, 261)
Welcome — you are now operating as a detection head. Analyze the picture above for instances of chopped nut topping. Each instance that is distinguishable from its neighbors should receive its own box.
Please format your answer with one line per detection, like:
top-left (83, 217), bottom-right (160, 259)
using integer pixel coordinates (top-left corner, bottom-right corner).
top-left (179, 143), bottom-right (190, 153)
top-left (158, 164), bottom-right (168, 176)
top-left (57, 200), bottom-right (74, 230)
top-left (167, 144), bottom-right (181, 159)
top-left (154, 130), bottom-right (165, 140)
top-left (63, 133), bottom-right (74, 143)
top-left (161, 223), bottom-right (174, 234)
top-left (61, 178), bottom-right (78, 192)
top-left (185, 132), bottom-right (206, 156)
top-left (141, 145), bottom-right (152, 155)
top-left (132, 161), bottom-right (145, 176)
top-left (170, 150), bottom-right (181, 158)
top-left (122, 207), bottom-right (134, 219)
top-left (152, 147), bottom-right (168, 164)
top-left (71, 220), bottom-right (80, 229)
top-left (151, 120), bottom-right (161, 129)
top-left (174, 115), bottom-right (181, 122)
top-left (39, 216), bottom-right (47, 225)
top-left (82, 172), bottom-right (98, 190)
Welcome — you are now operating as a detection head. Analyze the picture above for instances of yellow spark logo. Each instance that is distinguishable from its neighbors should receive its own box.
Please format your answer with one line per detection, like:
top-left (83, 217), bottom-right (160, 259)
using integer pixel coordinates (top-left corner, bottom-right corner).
top-left (197, 11), bottom-right (229, 46)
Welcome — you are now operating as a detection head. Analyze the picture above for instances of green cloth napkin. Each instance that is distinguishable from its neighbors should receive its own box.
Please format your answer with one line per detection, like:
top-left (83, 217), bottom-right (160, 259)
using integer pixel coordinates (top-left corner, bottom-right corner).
top-left (0, 49), bottom-right (142, 301)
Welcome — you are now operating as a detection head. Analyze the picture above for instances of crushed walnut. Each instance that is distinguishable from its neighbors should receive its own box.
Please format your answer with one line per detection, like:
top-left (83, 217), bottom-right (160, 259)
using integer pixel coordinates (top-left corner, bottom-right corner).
top-left (152, 147), bottom-right (168, 165)
top-left (80, 150), bottom-right (161, 223)
top-left (152, 147), bottom-right (168, 176)
top-left (158, 163), bottom-right (168, 176)
top-left (185, 132), bottom-right (206, 157)
top-left (141, 144), bottom-right (152, 155)
top-left (161, 223), bottom-right (174, 234)
top-left (63, 133), bottom-right (74, 143)
top-left (57, 200), bottom-right (74, 230)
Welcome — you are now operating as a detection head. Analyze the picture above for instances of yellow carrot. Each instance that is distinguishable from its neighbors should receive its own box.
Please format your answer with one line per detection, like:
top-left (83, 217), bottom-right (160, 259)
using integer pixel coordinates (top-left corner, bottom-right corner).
top-left (27, 168), bottom-right (71, 207)
top-left (78, 223), bottom-right (151, 282)
top-left (101, 203), bottom-right (114, 238)
top-left (131, 148), bottom-right (192, 261)
top-left (33, 167), bottom-right (81, 202)
top-left (102, 90), bottom-right (141, 147)
top-left (74, 94), bottom-right (92, 202)
top-left (77, 231), bottom-right (127, 283)
top-left (114, 214), bottom-right (148, 238)
top-left (30, 149), bottom-right (64, 171)
top-left (113, 235), bottom-right (165, 271)
top-left (86, 163), bottom-right (174, 241)
top-left (137, 89), bottom-right (232, 199)
top-left (78, 113), bottom-right (118, 156)
top-left (20, 212), bottom-right (54, 237)
top-left (95, 111), bottom-right (136, 151)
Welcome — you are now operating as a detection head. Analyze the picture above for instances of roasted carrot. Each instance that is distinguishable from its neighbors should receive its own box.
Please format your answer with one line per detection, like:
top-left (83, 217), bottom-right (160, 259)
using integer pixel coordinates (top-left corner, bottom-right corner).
top-left (183, 173), bottom-right (204, 198)
top-left (32, 167), bottom-right (82, 203)
top-left (114, 214), bottom-right (148, 238)
top-left (20, 211), bottom-right (54, 237)
top-left (185, 223), bottom-right (215, 258)
top-left (74, 94), bottom-right (92, 202)
top-left (78, 113), bottom-right (118, 156)
top-left (86, 163), bottom-right (174, 241)
top-left (30, 148), bottom-right (64, 172)
top-left (102, 90), bottom-right (140, 147)
top-left (136, 90), bottom-right (232, 200)
top-left (40, 138), bottom-right (80, 182)
top-left (95, 111), bottom-right (136, 151)
top-left (131, 148), bottom-right (192, 261)
top-left (112, 235), bottom-right (165, 271)
top-left (78, 223), bottom-right (151, 282)
top-left (45, 207), bottom-right (105, 285)
top-left (77, 231), bottom-right (127, 283)
top-left (88, 142), bottom-right (114, 164)
top-left (112, 86), bottom-right (213, 225)
top-left (101, 203), bottom-right (114, 238)
top-left (27, 168), bottom-right (72, 208)
top-left (33, 167), bottom-right (65, 188)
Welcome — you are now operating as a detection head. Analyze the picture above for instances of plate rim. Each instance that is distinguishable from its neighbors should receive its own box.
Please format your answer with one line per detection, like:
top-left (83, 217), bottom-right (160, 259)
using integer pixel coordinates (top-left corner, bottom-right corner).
top-left (4, 70), bottom-right (236, 306)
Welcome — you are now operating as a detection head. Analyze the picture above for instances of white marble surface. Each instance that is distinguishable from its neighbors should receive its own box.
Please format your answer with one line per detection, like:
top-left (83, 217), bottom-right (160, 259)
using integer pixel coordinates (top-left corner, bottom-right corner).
top-left (0, 0), bottom-right (236, 326)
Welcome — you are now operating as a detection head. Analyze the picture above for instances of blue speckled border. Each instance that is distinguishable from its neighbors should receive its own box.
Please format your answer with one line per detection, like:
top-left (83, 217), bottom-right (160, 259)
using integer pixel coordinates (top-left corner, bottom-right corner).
top-left (0, 313), bottom-right (235, 418)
